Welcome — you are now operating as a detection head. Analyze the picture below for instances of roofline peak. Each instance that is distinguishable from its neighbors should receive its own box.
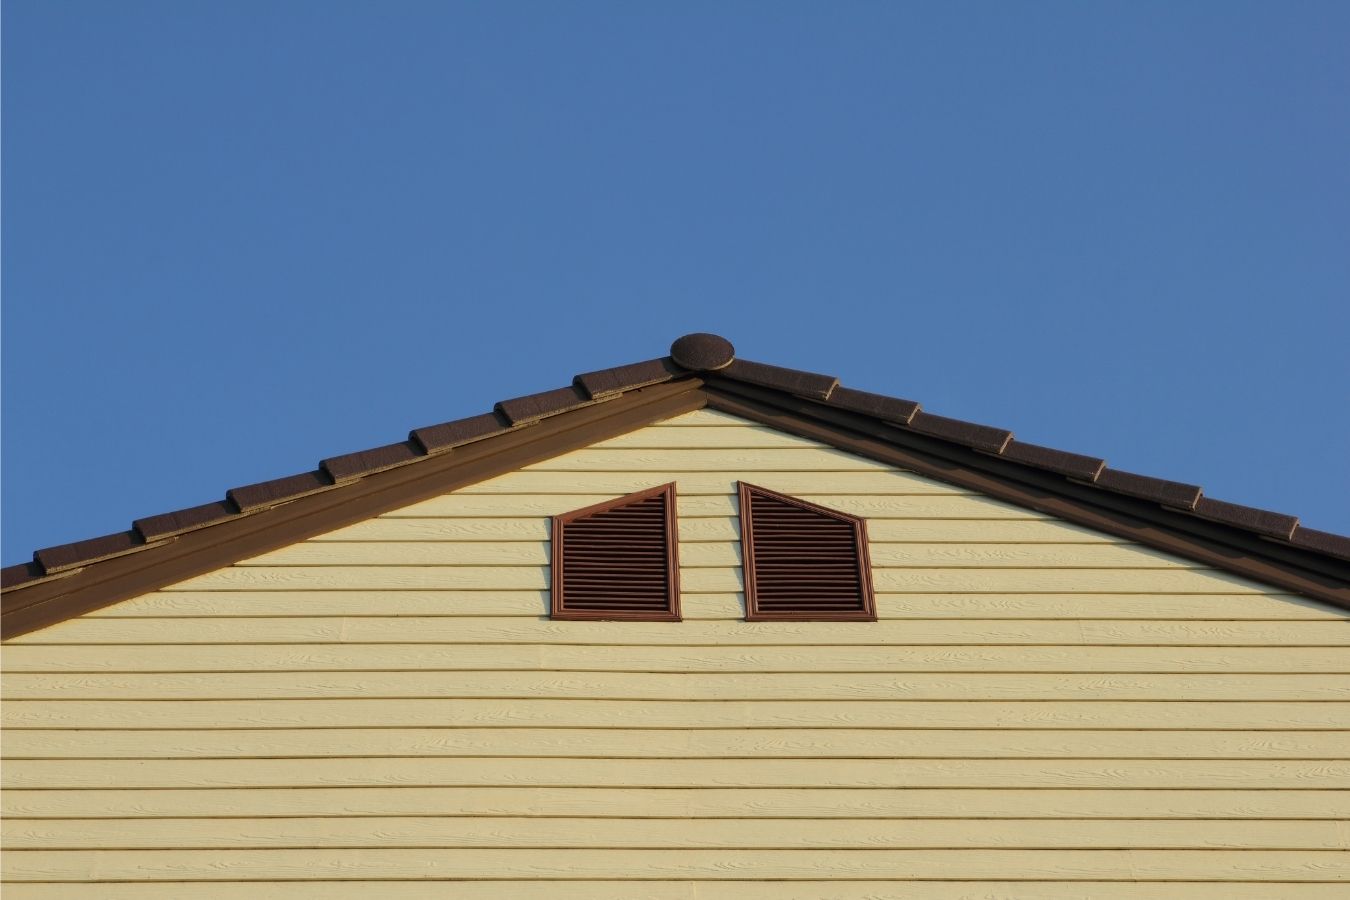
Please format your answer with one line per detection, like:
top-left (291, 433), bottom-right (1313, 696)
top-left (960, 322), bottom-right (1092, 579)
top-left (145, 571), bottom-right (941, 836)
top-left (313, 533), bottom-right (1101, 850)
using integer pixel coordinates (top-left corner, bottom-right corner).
top-left (670, 333), bottom-right (735, 372)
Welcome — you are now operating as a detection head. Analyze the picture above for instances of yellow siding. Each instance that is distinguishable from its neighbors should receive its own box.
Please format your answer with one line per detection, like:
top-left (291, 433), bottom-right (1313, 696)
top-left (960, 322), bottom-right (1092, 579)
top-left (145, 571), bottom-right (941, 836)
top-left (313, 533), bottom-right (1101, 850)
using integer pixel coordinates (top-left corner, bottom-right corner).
top-left (4, 409), bottom-right (1348, 897)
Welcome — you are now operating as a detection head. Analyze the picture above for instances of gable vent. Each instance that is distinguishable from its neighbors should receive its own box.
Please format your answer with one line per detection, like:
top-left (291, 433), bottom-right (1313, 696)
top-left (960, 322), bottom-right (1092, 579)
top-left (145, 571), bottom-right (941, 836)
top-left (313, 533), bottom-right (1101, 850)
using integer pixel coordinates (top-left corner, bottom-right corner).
top-left (551, 483), bottom-right (681, 620)
top-left (739, 482), bottom-right (876, 621)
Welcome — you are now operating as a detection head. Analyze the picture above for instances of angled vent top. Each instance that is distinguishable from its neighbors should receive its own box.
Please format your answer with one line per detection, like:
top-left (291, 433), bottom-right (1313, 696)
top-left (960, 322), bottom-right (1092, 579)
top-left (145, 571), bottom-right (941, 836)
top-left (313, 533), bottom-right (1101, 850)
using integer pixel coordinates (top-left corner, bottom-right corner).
top-left (739, 482), bottom-right (876, 621)
top-left (550, 483), bottom-right (681, 621)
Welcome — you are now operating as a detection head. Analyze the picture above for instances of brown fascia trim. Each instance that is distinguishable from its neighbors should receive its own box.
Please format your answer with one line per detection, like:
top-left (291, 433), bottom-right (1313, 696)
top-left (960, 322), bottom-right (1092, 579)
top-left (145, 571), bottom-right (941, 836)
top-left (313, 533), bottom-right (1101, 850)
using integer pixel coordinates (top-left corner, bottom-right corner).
top-left (717, 355), bottom-right (1345, 556)
top-left (1, 355), bottom-right (690, 595)
top-left (702, 380), bottom-right (1350, 611)
top-left (1, 380), bottom-right (707, 639)
top-left (707, 375), bottom-right (1349, 580)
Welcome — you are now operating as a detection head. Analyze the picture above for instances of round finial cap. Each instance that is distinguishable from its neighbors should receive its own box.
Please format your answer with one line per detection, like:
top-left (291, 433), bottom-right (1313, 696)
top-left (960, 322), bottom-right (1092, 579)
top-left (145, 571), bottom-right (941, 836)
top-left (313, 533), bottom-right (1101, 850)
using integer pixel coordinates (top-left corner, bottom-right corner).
top-left (670, 333), bottom-right (735, 371)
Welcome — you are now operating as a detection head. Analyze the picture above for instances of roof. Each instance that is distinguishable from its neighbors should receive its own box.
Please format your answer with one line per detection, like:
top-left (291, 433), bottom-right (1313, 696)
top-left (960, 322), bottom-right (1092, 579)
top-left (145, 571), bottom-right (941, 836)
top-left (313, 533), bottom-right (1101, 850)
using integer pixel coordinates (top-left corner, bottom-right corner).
top-left (4, 332), bottom-right (1347, 636)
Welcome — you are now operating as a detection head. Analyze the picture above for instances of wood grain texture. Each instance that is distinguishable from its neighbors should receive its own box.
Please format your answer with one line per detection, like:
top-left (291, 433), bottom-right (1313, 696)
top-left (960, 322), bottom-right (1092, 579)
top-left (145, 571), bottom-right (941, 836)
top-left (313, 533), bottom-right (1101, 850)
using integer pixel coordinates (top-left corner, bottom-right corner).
top-left (8, 728), bottom-right (1346, 760)
top-left (150, 565), bottom-right (1276, 594)
top-left (8, 644), bottom-right (1346, 673)
top-left (11, 617), bottom-right (1340, 645)
top-left (392, 493), bottom-right (1043, 518)
top-left (6, 884), bottom-right (1350, 900)
top-left (593, 421), bottom-right (842, 447)
top-left (5, 816), bottom-right (1343, 850)
top-left (315, 515), bottom-right (1124, 543)
top-left (8, 671), bottom-right (1347, 701)
top-left (456, 471), bottom-right (998, 494)
top-left (9, 757), bottom-right (1348, 790)
top-left (522, 447), bottom-right (898, 471)
top-left (235, 540), bottom-right (1204, 569)
top-left (5, 848), bottom-right (1348, 881)
top-left (7, 699), bottom-right (1349, 729)
top-left (73, 590), bottom-right (1345, 620)
top-left (9, 787), bottom-right (1348, 820)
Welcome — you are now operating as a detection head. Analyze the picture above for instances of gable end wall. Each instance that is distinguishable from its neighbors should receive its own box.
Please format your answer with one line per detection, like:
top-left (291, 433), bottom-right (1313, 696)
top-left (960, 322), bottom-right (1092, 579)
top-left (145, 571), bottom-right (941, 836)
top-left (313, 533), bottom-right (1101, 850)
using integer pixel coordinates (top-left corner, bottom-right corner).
top-left (4, 410), bottom-right (1348, 897)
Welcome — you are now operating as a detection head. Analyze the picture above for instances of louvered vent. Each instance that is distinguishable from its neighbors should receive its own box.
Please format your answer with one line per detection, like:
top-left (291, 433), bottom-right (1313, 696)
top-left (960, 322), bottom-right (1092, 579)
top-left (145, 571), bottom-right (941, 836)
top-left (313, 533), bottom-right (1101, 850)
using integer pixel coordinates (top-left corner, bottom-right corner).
top-left (550, 483), bottom-right (681, 620)
top-left (739, 482), bottom-right (876, 621)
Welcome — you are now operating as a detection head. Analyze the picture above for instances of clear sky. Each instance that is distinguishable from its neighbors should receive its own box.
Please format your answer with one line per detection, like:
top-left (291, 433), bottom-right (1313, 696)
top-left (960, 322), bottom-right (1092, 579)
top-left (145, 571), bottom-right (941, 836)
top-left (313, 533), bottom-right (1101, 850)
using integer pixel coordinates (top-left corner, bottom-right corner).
top-left (3, 1), bottom-right (1348, 564)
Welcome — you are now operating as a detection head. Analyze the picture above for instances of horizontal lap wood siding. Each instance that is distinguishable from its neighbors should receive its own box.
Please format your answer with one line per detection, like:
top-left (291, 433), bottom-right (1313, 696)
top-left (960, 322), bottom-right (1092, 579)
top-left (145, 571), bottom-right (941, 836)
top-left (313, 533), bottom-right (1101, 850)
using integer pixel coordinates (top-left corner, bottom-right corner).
top-left (4, 409), bottom-right (1348, 896)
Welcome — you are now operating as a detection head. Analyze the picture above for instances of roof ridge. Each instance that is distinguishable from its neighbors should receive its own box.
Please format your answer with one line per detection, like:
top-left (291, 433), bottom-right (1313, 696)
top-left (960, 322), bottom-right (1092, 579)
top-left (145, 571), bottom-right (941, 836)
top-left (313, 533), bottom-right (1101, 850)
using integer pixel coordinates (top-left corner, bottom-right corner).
top-left (4, 334), bottom-right (1347, 603)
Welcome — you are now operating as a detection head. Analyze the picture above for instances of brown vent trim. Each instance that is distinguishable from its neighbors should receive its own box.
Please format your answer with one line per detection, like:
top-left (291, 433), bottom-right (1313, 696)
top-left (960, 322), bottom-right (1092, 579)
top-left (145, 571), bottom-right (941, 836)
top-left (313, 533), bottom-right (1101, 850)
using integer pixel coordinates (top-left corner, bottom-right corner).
top-left (550, 483), bottom-right (681, 621)
top-left (738, 482), bottom-right (876, 622)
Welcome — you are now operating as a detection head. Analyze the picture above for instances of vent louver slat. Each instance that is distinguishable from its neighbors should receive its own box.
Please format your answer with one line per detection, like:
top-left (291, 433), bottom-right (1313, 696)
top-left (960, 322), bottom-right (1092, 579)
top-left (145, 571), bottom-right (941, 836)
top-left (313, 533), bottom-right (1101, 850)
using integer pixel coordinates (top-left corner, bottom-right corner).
top-left (739, 482), bottom-right (876, 621)
top-left (550, 483), bottom-right (681, 621)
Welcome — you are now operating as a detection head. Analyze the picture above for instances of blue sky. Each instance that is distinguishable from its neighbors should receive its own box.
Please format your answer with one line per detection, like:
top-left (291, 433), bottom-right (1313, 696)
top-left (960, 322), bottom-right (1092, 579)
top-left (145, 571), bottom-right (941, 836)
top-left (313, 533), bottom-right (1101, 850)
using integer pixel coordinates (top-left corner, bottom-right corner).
top-left (3, 1), bottom-right (1348, 563)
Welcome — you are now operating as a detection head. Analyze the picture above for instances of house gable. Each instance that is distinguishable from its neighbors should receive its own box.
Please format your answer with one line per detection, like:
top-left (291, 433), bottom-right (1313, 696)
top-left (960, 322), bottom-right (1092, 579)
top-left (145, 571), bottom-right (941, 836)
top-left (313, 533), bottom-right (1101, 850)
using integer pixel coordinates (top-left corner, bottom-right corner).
top-left (4, 408), bottom-right (1348, 893)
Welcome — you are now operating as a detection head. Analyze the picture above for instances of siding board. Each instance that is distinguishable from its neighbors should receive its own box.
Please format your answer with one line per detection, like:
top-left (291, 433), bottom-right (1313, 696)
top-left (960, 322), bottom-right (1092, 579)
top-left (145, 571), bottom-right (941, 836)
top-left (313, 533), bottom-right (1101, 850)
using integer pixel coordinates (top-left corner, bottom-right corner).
top-left (71, 590), bottom-right (1347, 620)
top-left (7, 757), bottom-right (1350, 791)
top-left (7, 728), bottom-right (1347, 760)
top-left (236, 540), bottom-right (1205, 569)
top-left (7, 885), bottom-right (1350, 900)
top-left (7, 671), bottom-right (1348, 701)
top-left (5, 817), bottom-right (1343, 850)
top-left (6, 848), bottom-right (1349, 882)
top-left (8, 699), bottom-right (1349, 729)
top-left (9, 787), bottom-right (1348, 820)
top-left (4, 409), bottom-right (1346, 894)
top-left (7, 644), bottom-right (1346, 673)
top-left (11, 617), bottom-right (1340, 644)
top-left (313, 516), bottom-right (1129, 543)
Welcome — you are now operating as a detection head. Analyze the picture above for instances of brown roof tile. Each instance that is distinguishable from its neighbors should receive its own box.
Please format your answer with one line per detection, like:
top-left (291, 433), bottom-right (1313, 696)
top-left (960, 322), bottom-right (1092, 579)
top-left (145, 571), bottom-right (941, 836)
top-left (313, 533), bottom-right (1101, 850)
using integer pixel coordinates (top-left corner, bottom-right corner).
top-left (411, 411), bottom-right (510, 454)
top-left (495, 385), bottom-right (591, 425)
top-left (908, 411), bottom-right (1013, 454)
top-left (1193, 497), bottom-right (1299, 541)
top-left (1095, 468), bottom-right (1203, 509)
top-left (1, 562), bottom-right (45, 590)
top-left (134, 500), bottom-right (238, 542)
top-left (825, 386), bottom-right (920, 425)
top-left (574, 358), bottom-right (683, 400)
top-left (226, 470), bottom-right (334, 513)
top-left (35, 530), bottom-right (145, 574)
top-left (1001, 440), bottom-right (1106, 480)
top-left (721, 359), bottom-right (838, 400)
top-left (1289, 526), bottom-right (1350, 561)
top-left (322, 441), bottom-right (424, 483)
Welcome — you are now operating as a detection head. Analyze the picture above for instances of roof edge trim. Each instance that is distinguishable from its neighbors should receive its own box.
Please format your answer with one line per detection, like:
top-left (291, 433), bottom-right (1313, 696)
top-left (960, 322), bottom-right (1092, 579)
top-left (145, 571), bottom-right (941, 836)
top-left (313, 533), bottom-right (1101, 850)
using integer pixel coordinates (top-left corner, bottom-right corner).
top-left (703, 383), bottom-right (1350, 611)
top-left (1, 381), bottom-right (708, 639)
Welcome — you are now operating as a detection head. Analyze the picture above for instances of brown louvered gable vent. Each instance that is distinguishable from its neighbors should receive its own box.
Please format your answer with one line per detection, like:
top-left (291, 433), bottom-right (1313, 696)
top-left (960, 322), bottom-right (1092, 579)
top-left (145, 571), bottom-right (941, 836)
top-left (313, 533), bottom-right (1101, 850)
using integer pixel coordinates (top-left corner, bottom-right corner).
top-left (551, 483), bottom-right (681, 620)
top-left (739, 482), bottom-right (876, 621)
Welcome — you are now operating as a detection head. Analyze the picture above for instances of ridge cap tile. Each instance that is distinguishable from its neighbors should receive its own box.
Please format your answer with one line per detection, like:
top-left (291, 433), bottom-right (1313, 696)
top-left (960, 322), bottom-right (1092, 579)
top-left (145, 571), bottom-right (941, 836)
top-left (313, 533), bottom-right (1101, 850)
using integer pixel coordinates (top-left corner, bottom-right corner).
top-left (494, 384), bottom-right (591, 425)
top-left (410, 411), bottom-right (511, 454)
top-left (1, 561), bottom-right (46, 589)
top-left (322, 440), bottom-right (424, 483)
top-left (574, 357), bottom-right (684, 400)
top-left (722, 358), bottom-right (839, 401)
top-left (134, 500), bottom-right (239, 542)
top-left (825, 385), bottom-right (921, 425)
top-left (1095, 467), bottom-right (1203, 510)
top-left (1000, 440), bottom-right (1106, 481)
top-left (1288, 526), bottom-right (1350, 561)
top-left (1192, 496), bottom-right (1300, 541)
top-left (227, 469), bottom-right (335, 513)
top-left (35, 530), bottom-right (147, 574)
top-left (908, 410), bottom-right (1013, 454)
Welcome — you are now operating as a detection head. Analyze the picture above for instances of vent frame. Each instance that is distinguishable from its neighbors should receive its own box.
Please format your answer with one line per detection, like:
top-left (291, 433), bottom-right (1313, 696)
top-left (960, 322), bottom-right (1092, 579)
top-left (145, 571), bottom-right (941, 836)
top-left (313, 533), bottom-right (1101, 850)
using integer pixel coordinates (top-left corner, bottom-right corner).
top-left (738, 481), bottom-right (876, 622)
top-left (550, 482), bottom-right (682, 621)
